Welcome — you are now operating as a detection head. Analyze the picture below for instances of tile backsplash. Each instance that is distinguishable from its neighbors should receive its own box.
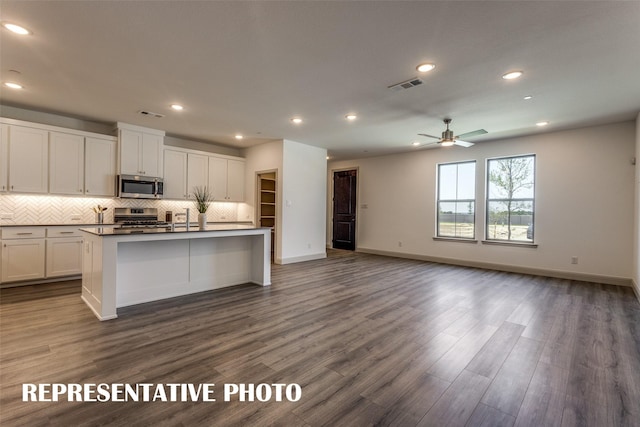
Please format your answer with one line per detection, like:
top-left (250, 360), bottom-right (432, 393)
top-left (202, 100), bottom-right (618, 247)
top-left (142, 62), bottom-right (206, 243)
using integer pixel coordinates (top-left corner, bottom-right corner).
top-left (0, 194), bottom-right (251, 225)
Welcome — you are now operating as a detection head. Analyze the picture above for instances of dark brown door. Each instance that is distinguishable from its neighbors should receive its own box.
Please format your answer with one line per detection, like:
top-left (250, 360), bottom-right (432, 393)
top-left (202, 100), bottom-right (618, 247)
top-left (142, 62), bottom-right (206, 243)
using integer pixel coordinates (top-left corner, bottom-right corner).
top-left (333, 170), bottom-right (357, 250)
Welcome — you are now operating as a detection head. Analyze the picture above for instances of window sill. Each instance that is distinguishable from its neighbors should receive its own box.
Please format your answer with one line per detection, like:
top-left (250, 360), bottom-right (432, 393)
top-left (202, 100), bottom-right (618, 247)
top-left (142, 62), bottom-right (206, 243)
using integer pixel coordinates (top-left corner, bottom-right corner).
top-left (433, 237), bottom-right (478, 244)
top-left (481, 240), bottom-right (538, 248)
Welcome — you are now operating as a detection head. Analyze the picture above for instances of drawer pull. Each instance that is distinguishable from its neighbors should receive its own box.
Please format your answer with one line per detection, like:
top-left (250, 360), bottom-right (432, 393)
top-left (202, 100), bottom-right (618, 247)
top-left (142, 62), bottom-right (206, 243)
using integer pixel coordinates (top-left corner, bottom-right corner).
top-left (17, 232), bottom-right (33, 235)
top-left (60, 231), bottom-right (75, 234)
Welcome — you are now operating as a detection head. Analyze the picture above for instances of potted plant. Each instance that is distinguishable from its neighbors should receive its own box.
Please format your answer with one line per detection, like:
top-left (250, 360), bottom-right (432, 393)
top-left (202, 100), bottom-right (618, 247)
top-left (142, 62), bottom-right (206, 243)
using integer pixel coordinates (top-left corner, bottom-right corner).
top-left (192, 186), bottom-right (213, 229)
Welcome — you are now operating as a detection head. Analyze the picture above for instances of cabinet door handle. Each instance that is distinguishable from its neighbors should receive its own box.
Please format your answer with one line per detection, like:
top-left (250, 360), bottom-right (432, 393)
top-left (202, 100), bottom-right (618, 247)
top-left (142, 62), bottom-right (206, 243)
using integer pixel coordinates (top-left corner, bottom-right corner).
top-left (17, 232), bottom-right (33, 235)
top-left (60, 231), bottom-right (74, 234)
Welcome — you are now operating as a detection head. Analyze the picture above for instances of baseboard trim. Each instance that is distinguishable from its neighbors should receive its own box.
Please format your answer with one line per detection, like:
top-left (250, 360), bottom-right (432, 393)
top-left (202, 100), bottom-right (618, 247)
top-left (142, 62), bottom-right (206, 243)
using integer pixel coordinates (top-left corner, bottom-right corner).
top-left (278, 252), bottom-right (327, 265)
top-left (356, 247), bottom-right (633, 287)
top-left (632, 279), bottom-right (640, 302)
top-left (0, 275), bottom-right (81, 289)
top-left (80, 295), bottom-right (118, 321)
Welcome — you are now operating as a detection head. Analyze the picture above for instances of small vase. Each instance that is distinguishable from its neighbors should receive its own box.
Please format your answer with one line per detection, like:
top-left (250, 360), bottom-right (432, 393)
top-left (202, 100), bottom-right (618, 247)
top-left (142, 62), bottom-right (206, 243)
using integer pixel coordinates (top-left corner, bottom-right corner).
top-left (198, 212), bottom-right (207, 229)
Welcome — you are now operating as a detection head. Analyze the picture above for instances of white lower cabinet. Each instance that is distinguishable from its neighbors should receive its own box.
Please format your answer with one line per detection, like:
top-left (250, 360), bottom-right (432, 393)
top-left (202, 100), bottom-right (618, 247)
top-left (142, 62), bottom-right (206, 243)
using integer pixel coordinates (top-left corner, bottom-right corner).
top-left (46, 237), bottom-right (83, 278)
top-left (1, 226), bottom-right (85, 283)
top-left (1, 228), bottom-right (46, 282)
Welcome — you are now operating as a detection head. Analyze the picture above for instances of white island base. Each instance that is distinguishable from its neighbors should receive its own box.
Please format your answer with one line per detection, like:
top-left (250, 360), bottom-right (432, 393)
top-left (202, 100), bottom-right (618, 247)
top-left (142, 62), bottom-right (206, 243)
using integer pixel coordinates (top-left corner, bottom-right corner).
top-left (80, 225), bottom-right (271, 320)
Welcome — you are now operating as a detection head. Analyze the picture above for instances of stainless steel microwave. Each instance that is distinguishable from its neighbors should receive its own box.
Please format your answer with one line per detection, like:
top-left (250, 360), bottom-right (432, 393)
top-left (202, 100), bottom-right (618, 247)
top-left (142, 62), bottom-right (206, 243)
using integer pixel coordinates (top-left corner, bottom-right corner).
top-left (117, 175), bottom-right (163, 199)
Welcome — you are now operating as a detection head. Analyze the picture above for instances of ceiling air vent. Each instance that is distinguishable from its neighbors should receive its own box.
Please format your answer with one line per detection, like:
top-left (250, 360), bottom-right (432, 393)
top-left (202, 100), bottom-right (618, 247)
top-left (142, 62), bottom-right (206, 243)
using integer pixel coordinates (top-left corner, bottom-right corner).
top-left (388, 77), bottom-right (424, 92)
top-left (138, 110), bottom-right (165, 118)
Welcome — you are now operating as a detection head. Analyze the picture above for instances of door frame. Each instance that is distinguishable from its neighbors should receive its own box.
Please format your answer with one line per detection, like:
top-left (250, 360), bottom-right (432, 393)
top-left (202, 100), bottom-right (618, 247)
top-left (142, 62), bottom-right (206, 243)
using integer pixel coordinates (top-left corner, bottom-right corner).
top-left (330, 167), bottom-right (359, 250)
top-left (256, 169), bottom-right (279, 263)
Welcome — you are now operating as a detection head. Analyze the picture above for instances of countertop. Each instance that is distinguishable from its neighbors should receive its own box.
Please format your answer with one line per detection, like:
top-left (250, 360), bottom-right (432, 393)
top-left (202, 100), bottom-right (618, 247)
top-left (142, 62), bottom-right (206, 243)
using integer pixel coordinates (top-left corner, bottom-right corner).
top-left (0, 221), bottom-right (253, 228)
top-left (0, 223), bottom-right (118, 228)
top-left (80, 223), bottom-right (266, 236)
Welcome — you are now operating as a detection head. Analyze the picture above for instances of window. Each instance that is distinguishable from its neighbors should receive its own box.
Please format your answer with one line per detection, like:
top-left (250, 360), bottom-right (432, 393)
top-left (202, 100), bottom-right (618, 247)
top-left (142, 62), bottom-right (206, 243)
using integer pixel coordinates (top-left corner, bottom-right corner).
top-left (486, 154), bottom-right (535, 242)
top-left (437, 161), bottom-right (476, 239)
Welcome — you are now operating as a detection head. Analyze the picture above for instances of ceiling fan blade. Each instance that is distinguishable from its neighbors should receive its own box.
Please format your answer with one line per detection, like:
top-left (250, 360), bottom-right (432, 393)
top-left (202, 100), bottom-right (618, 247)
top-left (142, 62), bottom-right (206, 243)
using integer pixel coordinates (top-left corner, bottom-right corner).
top-left (418, 133), bottom-right (440, 139)
top-left (454, 139), bottom-right (474, 148)
top-left (421, 142), bottom-right (441, 149)
top-left (456, 129), bottom-right (487, 139)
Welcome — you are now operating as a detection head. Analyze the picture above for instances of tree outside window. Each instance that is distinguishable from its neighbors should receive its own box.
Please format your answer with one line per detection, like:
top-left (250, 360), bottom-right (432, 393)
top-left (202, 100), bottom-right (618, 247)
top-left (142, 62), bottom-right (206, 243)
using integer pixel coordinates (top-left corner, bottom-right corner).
top-left (486, 155), bottom-right (535, 242)
top-left (437, 161), bottom-right (476, 239)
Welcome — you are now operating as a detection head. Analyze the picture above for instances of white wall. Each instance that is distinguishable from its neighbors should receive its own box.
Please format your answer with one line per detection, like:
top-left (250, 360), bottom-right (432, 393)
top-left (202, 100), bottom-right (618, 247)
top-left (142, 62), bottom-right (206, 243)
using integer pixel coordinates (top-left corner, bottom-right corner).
top-left (328, 121), bottom-right (636, 285)
top-left (242, 140), bottom-right (284, 260)
top-left (634, 112), bottom-right (640, 298)
top-left (1, 104), bottom-right (112, 134)
top-left (164, 135), bottom-right (241, 157)
top-left (243, 139), bottom-right (327, 265)
top-left (281, 140), bottom-right (327, 264)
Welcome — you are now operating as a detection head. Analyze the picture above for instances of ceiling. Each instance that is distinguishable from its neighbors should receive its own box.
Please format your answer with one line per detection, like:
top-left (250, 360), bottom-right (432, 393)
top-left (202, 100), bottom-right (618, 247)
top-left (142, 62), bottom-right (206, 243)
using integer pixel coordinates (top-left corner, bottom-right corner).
top-left (1, 1), bottom-right (639, 160)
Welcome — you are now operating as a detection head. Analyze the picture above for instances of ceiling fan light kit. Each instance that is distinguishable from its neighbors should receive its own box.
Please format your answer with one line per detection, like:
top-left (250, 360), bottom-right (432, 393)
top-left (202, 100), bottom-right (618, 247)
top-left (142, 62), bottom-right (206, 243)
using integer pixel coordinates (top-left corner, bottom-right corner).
top-left (418, 118), bottom-right (487, 149)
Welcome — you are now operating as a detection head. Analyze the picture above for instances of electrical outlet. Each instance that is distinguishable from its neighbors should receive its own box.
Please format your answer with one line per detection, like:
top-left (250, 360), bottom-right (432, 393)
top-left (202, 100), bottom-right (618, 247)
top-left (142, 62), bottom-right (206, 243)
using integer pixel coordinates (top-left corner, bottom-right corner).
top-left (0, 212), bottom-right (13, 220)
top-left (71, 214), bottom-right (82, 221)
top-left (221, 216), bottom-right (226, 220)
top-left (571, 256), bottom-right (578, 265)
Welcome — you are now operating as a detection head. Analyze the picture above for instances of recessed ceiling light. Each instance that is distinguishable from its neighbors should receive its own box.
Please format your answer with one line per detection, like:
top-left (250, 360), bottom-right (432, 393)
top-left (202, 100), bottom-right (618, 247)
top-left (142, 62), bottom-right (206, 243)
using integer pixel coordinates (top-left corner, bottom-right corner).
top-left (4, 82), bottom-right (23, 89)
top-left (234, 134), bottom-right (243, 140)
top-left (326, 156), bottom-right (331, 160)
top-left (412, 141), bottom-right (421, 146)
top-left (170, 104), bottom-right (184, 111)
top-left (536, 121), bottom-right (549, 127)
top-left (502, 70), bottom-right (523, 80)
top-left (523, 95), bottom-right (533, 100)
top-left (2, 22), bottom-right (31, 35)
top-left (291, 117), bottom-right (303, 124)
top-left (345, 114), bottom-right (357, 121)
top-left (416, 63), bottom-right (436, 73)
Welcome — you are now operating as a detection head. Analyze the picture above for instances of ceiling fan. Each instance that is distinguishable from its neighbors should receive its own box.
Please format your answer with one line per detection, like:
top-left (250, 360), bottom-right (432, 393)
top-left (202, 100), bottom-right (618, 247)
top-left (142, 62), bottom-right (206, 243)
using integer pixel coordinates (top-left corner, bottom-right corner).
top-left (418, 118), bottom-right (487, 148)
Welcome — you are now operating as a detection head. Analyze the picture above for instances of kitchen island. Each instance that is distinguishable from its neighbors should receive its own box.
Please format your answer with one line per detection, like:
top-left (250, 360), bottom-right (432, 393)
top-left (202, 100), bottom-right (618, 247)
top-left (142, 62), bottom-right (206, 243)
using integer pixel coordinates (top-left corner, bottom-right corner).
top-left (80, 224), bottom-right (271, 320)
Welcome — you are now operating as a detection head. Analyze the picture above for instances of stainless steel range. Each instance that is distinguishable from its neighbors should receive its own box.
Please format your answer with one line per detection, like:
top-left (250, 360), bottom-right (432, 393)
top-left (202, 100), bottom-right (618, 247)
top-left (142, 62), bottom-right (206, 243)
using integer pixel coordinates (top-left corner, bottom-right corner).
top-left (114, 207), bottom-right (171, 229)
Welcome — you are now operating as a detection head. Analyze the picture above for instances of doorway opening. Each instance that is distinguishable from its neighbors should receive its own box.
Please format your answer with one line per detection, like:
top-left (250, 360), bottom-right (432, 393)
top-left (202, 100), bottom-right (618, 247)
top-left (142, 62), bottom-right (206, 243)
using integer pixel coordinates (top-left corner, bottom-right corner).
top-left (332, 169), bottom-right (357, 250)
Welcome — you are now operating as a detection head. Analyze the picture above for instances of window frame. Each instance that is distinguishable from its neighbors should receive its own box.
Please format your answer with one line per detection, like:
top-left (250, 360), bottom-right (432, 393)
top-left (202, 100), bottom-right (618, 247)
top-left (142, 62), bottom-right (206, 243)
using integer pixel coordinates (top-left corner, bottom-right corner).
top-left (436, 160), bottom-right (477, 240)
top-left (485, 154), bottom-right (536, 243)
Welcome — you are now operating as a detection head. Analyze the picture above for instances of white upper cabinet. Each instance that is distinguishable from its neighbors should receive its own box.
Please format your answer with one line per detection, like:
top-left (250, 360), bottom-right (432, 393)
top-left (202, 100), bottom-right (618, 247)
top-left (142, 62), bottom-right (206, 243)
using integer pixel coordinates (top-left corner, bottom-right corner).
top-left (49, 134), bottom-right (116, 197)
top-left (226, 159), bottom-right (245, 202)
top-left (8, 125), bottom-right (49, 193)
top-left (85, 137), bottom-right (116, 197)
top-left (208, 156), bottom-right (227, 201)
top-left (1, 118), bottom-right (117, 197)
top-left (117, 123), bottom-right (164, 177)
top-left (164, 147), bottom-right (245, 202)
top-left (187, 153), bottom-right (209, 198)
top-left (141, 133), bottom-right (163, 177)
top-left (208, 156), bottom-right (245, 202)
top-left (119, 129), bottom-right (142, 175)
top-left (163, 149), bottom-right (188, 199)
top-left (0, 124), bottom-right (8, 192)
top-left (49, 132), bottom-right (85, 195)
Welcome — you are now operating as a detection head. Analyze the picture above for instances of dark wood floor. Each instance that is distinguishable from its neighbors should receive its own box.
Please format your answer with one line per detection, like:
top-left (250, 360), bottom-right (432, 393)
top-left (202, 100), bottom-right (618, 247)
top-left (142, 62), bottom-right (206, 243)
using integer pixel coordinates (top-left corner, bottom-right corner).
top-left (1, 250), bottom-right (639, 426)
